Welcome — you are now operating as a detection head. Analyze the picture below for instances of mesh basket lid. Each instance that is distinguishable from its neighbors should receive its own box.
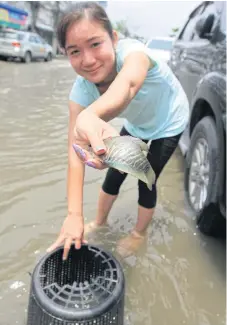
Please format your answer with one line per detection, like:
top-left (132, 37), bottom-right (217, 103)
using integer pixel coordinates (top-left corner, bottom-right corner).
top-left (31, 244), bottom-right (125, 321)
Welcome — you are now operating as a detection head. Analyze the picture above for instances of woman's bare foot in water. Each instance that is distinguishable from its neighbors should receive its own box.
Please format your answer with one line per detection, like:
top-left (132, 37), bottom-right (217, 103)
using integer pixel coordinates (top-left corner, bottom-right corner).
top-left (116, 230), bottom-right (146, 257)
top-left (84, 221), bottom-right (106, 235)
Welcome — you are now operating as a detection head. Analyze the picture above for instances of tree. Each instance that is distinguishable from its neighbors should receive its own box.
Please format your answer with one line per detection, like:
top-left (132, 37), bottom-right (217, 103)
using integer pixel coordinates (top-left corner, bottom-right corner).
top-left (169, 27), bottom-right (179, 38)
top-left (27, 1), bottom-right (40, 32)
top-left (40, 1), bottom-right (63, 53)
top-left (113, 20), bottom-right (131, 38)
top-left (33, 1), bottom-right (71, 54)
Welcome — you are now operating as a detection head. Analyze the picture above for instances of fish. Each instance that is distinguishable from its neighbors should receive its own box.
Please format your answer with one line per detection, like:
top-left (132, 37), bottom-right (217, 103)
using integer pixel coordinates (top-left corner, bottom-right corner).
top-left (87, 135), bottom-right (156, 190)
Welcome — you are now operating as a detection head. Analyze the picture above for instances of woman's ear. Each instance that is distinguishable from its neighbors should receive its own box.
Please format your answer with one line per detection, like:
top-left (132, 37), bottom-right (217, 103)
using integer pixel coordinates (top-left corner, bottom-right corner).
top-left (112, 30), bottom-right (119, 49)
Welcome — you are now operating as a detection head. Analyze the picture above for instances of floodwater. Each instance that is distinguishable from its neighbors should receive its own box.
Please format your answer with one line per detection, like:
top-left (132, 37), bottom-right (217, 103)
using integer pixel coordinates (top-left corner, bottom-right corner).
top-left (0, 58), bottom-right (225, 325)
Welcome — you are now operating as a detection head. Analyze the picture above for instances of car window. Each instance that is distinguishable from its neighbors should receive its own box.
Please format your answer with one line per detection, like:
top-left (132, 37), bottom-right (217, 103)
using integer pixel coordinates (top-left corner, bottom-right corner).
top-left (29, 35), bottom-right (36, 43)
top-left (34, 36), bottom-right (42, 44)
top-left (147, 39), bottom-right (173, 51)
top-left (193, 2), bottom-right (218, 40)
top-left (0, 31), bottom-right (25, 41)
top-left (178, 4), bottom-right (205, 41)
top-left (40, 38), bottom-right (47, 45)
top-left (18, 34), bottom-right (25, 41)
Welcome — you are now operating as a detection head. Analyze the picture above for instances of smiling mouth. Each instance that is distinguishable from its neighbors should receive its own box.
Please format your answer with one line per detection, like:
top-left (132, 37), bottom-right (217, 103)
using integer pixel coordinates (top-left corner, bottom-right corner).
top-left (86, 67), bottom-right (101, 74)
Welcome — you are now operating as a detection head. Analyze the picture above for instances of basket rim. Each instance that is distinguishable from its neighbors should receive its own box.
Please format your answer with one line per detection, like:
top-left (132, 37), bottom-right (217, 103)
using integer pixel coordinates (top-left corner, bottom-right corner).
top-left (31, 243), bottom-right (125, 321)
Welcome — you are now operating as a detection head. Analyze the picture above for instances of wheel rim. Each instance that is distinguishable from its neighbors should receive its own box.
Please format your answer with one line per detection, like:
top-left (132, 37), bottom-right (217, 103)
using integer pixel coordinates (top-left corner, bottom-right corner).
top-left (188, 137), bottom-right (210, 212)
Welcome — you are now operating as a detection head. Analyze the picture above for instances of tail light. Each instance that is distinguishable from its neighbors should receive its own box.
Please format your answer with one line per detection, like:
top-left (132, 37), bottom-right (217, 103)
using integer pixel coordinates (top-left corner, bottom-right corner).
top-left (12, 42), bottom-right (20, 47)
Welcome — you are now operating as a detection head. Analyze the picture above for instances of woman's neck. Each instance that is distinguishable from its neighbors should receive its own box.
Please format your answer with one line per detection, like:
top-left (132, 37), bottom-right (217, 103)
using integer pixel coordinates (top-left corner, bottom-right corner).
top-left (95, 64), bottom-right (117, 94)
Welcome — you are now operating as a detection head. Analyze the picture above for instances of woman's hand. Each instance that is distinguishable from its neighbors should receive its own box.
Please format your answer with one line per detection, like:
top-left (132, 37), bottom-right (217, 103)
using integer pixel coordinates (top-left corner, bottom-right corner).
top-left (73, 110), bottom-right (119, 169)
top-left (47, 214), bottom-right (86, 260)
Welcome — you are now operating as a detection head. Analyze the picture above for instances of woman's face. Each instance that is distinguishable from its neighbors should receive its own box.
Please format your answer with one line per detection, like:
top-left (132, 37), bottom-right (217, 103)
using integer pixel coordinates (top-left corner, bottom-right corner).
top-left (65, 18), bottom-right (118, 84)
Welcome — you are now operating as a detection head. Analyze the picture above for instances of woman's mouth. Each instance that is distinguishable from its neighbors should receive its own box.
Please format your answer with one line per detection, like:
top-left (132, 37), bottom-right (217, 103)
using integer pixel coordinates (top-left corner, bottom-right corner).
top-left (86, 66), bottom-right (101, 74)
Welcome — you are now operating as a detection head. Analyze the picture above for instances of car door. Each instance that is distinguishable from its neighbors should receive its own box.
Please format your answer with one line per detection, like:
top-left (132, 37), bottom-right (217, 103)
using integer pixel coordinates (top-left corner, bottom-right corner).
top-left (170, 2), bottom-right (219, 104)
top-left (170, 4), bottom-right (205, 102)
top-left (28, 34), bottom-right (40, 58)
top-left (170, 2), bottom-right (222, 155)
top-left (34, 35), bottom-right (46, 59)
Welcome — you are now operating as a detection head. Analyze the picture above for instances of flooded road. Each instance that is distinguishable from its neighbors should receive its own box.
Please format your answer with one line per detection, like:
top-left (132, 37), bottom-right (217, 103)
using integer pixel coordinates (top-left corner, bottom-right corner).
top-left (0, 58), bottom-right (225, 325)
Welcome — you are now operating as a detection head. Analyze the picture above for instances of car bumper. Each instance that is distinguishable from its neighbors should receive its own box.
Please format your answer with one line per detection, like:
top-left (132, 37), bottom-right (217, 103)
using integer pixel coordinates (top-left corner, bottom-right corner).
top-left (0, 47), bottom-right (24, 58)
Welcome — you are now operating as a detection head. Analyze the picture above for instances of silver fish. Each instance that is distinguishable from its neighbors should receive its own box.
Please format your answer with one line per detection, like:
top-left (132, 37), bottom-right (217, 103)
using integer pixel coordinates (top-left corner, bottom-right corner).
top-left (88, 135), bottom-right (156, 190)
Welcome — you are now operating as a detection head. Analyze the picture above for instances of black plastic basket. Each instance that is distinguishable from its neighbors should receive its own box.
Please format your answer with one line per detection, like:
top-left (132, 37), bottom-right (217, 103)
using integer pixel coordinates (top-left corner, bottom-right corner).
top-left (26, 244), bottom-right (125, 325)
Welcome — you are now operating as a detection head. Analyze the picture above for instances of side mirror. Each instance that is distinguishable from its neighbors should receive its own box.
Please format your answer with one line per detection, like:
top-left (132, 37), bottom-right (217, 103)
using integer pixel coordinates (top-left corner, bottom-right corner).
top-left (195, 14), bottom-right (215, 39)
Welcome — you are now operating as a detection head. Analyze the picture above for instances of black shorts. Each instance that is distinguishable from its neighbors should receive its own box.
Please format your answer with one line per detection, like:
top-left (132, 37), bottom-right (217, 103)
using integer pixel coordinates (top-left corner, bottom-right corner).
top-left (102, 127), bottom-right (182, 209)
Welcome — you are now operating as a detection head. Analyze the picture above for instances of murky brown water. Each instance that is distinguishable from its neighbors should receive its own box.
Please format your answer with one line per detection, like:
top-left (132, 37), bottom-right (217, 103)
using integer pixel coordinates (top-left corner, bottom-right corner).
top-left (0, 58), bottom-right (225, 325)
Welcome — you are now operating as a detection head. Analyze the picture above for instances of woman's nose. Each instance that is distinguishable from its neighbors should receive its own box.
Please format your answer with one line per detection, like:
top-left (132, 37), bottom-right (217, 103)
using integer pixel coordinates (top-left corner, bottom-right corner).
top-left (82, 50), bottom-right (96, 67)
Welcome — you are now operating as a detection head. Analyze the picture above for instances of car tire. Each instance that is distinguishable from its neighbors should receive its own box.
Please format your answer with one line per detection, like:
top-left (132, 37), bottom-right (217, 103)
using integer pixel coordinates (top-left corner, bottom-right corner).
top-left (184, 116), bottom-right (225, 237)
top-left (45, 53), bottom-right (52, 62)
top-left (0, 55), bottom-right (7, 61)
top-left (23, 51), bottom-right (32, 63)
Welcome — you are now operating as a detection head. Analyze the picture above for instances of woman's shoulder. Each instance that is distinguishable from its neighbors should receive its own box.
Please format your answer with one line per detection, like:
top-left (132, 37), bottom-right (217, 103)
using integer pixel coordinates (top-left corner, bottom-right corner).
top-left (72, 75), bottom-right (85, 87)
top-left (69, 76), bottom-right (96, 107)
top-left (71, 75), bottom-right (94, 93)
top-left (116, 38), bottom-right (145, 53)
top-left (116, 38), bottom-right (147, 71)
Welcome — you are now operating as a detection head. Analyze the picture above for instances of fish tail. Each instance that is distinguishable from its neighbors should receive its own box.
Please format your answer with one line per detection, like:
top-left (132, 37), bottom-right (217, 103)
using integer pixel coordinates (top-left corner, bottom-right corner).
top-left (145, 166), bottom-right (156, 190)
top-left (138, 140), bottom-right (149, 152)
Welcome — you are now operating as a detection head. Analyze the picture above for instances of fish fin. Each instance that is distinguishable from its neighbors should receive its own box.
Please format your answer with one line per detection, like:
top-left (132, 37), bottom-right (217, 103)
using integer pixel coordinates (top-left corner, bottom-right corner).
top-left (136, 139), bottom-right (149, 152)
top-left (145, 166), bottom-right (156, 190)
top-left (121, 135), bottom-right (149, 152)
top-left (108, 162), bottom-right (130, 175)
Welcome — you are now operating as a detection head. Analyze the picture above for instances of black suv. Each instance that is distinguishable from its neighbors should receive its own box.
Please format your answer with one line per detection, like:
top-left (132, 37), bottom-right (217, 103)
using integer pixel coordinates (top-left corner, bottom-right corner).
top-left (169, 1), bottom-right (226, 236)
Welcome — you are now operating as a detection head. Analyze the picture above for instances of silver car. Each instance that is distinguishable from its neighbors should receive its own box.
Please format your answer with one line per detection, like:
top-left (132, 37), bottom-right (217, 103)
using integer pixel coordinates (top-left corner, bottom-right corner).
top-left (0, 29), bottom-right (53, 63)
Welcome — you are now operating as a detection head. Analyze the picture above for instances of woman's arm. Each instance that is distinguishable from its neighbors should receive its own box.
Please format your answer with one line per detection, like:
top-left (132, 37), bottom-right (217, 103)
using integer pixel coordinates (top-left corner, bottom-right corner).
top-left (67, 101), bottom-right (85, 216)
top-left (89, 51), bottom-right (152, 121)
top-left (47, 101), bottom-right (87, 257)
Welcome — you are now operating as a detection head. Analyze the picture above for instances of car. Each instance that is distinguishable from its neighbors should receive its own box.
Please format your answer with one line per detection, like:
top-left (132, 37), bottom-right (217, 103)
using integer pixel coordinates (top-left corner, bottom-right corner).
top-left (0, 28), bottom-right (53, 63)
top-left (169, 1), bottom-right (226, 237)
top-left (146, 37), bottom-right (174, 63)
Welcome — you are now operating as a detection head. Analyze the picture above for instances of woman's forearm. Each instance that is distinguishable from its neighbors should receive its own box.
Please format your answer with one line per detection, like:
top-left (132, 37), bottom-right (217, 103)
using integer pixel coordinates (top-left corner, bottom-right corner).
top-left (90, 80), bottom-right (132, 121)
top-left (89, 52), bottom-right (151, 121)
top-left (67, 149), bottom-right (85, 217)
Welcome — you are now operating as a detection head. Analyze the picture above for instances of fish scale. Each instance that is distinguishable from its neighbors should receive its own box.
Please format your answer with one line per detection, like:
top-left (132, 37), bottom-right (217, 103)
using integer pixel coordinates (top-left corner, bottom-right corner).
top-left (88, 135), bottom-right (156, 190)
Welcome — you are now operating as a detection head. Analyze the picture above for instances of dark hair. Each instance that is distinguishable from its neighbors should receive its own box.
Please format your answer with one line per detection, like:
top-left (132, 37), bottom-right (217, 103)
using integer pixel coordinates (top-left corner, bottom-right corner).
top-left (57, 1), bottom-right (113, 49)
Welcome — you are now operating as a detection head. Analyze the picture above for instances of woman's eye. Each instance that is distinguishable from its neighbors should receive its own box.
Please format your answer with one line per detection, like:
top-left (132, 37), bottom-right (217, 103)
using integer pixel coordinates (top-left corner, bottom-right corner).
top-left (92, 42), bottom-right (100, 48)
top-left (71, 50), bottom-right (80, 55)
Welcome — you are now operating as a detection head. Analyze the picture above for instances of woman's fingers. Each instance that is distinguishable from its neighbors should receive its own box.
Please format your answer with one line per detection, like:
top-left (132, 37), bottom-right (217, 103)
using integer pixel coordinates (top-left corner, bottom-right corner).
top-left (103, 127), bottom-right (119, 139)
top-left (72, 143), bottom-right (107, 170)
top-left (86, 131), bottom-right (106, 156)
top-left (72, 144), bottom-right (87, 161)
top-left (85, 159), bottom-right (107, 170)
top-left (63, 237), bottom-right (73, 260)
top-left (46, 233), bottom-right (65, 253)
top-left (74, 238), bottom-right (82, 250)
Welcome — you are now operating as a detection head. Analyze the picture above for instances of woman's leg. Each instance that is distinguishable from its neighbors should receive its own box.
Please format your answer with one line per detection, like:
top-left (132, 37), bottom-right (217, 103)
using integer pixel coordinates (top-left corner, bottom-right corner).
top-left (84, 127), bottom-right (130, 233)
top-left (135, 132), bottom-right (183, 234)
top-left (117, 132), bottom-right (182, 255)
top-left (94, 168), bottom-right (128, 226)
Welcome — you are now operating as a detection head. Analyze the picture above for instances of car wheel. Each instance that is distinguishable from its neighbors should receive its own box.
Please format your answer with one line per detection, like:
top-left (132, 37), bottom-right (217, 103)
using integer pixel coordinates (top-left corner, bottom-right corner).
top-left (184, 116), bottom-right (225, 237)
top-left (45, 53), bottom-right (52, 62)
top-left (0, 55), bottom-right (7, 61)
top-left (23, 51), bottom-right (32, 63)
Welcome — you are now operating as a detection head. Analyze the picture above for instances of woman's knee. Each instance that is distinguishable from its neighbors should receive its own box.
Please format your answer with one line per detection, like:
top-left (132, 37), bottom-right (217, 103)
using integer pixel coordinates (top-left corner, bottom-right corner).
top-left (102, 168), bottom-right (127, 196)
top-left (138, 181), bottom-right (157, 209)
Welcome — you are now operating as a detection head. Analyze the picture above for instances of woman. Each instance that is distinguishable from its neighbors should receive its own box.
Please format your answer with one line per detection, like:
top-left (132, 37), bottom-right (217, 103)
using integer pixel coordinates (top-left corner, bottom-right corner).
top-left (47, 2), bottom-right (189, 259)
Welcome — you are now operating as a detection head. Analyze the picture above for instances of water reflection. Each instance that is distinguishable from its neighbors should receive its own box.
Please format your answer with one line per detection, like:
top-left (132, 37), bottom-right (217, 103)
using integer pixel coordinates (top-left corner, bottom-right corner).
top-left (0, 59), bottom-right (225, 325)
